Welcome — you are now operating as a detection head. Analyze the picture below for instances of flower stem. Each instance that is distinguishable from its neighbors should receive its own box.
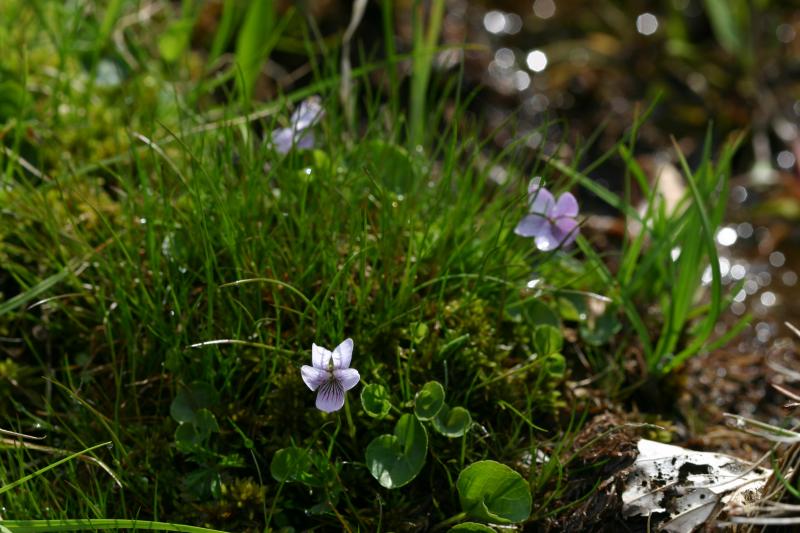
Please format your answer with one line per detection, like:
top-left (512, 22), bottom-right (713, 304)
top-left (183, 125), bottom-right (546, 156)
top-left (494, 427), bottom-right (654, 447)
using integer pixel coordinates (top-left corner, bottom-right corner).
top-left (430, 511), bottom-right (468, 531)
top-left (344, 396), bottom-right (357, 440)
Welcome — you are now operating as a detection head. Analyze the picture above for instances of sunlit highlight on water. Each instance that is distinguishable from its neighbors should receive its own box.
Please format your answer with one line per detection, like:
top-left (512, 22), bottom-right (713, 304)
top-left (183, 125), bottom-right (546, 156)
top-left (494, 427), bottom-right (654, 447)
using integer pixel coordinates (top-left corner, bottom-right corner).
top-left (777, 150), bottom-right (796, 169)
top-left (737, 222), bottom-right (753, 238)
top-left (769, 251), bottom-right (786, 268)
top-left (483, 11), bottom-right (505, 34)
top-left (716, 226), bottom-right (738, 247)
top-left (533, 0), bottom-right (556, 19)
top-left (526, 50), bottom-right (548, 72)
top-left (484, 11), bottom-right (522, 35)
top-left (636, 13), bottom-right (658, 35)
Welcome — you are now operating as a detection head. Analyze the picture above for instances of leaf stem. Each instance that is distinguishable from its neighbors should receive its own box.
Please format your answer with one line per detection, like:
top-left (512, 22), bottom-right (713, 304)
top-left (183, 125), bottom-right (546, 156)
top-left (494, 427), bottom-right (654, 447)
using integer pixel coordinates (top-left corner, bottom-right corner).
top-left (430, 511), bottom-right (468, 532)
top-left (344, 396), bottom-right (357, 440)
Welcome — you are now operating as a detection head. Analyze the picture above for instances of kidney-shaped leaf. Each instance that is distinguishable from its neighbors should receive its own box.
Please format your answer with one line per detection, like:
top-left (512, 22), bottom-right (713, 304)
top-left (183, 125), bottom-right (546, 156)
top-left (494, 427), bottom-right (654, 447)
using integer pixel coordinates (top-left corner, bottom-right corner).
top-left (432, 404), bottom-right (472, 438)
top-left (193, 408), bottom-right (220, 437)
top-left (580, 306), bottom-right (622, 346)
top-left (457, 460), bottom-right (531, 524)
top-left (449, 523), bottom-right (496, 533)
top-left (361, 383), bottom-right (392, 418)
top-left (170, 381), bottom-right (219, 424)
top-left (366, 413), bottom-right (428, 489)
top-left (414, 381), bottom-right (445, 421)
top-left (270, 447), bottom-right (312, 483)
top-left (533, 324), bottom-right (563, 357)
top-left (174, 423), bottom-right (203, 451)
top-left (544, 353), bottom-right (566, 379)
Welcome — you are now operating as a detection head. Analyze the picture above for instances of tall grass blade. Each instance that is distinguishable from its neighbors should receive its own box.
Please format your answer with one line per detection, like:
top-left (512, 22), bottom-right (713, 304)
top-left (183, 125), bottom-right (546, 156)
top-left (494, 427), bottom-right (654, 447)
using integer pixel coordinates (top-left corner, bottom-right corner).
top-left (0, 520), bottom-right (227, 533)
top-left (0, 442), bottom-right (110, 495)
top-left (409, 0), bottom-right (445, 146)
top-left (234, 0), bottom-right (277, 102)
top-left (0, 263), bottom-right (76, 317)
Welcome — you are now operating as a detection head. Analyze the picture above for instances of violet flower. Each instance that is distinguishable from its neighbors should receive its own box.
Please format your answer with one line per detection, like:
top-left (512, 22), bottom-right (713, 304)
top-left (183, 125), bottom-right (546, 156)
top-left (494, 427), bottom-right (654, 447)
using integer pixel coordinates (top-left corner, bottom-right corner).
top-left (301, 338), bottom-right (360, 413)
top-left (514, 178), bottom-right (580, 251)
top-left (271, 96), bottom-right (324, 154)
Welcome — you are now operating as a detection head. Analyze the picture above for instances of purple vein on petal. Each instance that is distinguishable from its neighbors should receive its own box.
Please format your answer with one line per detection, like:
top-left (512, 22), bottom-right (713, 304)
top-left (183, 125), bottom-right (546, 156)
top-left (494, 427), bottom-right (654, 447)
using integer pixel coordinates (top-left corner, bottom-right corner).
top-left (316, 379), bottom-right (345, 412)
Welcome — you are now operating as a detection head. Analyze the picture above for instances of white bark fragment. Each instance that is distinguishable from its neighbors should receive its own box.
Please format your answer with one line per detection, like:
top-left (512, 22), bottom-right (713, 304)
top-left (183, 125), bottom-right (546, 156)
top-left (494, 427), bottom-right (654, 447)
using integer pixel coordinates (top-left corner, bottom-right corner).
top-left (622, 439), bottom-right (771, 532)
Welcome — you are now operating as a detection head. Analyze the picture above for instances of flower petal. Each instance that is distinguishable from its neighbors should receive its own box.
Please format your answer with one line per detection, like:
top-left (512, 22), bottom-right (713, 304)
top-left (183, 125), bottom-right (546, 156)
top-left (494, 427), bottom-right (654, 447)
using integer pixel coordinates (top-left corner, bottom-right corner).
top-left (334, 368), bottom-right (360, 391)
top-left (291, 97), bottom-right (324, 131)
top-left (551, 216), bottom-right (579, 248)
top-left (271, 127), bottom-right (294, 154)
top-left (316, 379), bottom-right (345, 413)
top-left (527, 176), bottom-right (544, 194)
top-left (294, 131), bottom-right (315, 150)
top-left (332, 338), bottom-right (353, 369)
top-left (534, 225), bottom-right (558, 251)
top-left (551, 193), bottom-right (579, 218)
top-left (312, 343), bottom-right (332, 370)
top-left (529, 186), bottom-right (555, 215)
top-left (301, 365), bottom-right (330, 391)
top-left (514, 213), bottom-right (549, 238)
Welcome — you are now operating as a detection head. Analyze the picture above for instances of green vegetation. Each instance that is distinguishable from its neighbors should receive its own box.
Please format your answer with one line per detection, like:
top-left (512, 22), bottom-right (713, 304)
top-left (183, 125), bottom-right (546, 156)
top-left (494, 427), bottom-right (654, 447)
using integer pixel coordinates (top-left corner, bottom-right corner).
top-left (0, 1), bottom-right (748, 531)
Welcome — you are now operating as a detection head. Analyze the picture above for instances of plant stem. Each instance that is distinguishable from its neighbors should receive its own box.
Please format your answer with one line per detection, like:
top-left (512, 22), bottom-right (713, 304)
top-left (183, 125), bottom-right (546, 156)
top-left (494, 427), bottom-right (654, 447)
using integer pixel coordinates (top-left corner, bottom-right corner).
top-left (430, 511), bottom-right (468, 531)
top-left (344, 397), bottom-right (357, 440)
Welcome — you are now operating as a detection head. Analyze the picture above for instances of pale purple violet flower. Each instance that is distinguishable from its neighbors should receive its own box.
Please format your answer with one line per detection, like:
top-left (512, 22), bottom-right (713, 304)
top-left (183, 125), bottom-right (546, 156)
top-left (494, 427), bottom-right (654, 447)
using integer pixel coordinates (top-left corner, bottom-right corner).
top-left (514, 178), bottom-right (580, 251)
top-left (301, 338), bottom-right (360, 413)
top-left (271, 96), bottom-right (324, 154)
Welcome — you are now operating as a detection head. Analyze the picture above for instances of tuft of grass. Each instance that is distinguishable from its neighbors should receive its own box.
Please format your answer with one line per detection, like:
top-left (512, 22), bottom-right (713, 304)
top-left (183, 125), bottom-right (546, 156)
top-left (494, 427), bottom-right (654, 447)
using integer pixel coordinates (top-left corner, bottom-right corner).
top-left (557, 123), bottom-right (746, 379)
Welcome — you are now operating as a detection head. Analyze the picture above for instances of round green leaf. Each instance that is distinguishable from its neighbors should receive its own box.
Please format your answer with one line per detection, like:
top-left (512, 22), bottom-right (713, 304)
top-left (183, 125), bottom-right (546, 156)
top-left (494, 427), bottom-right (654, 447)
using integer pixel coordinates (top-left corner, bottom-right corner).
top-left (579, 307), bottom-right (622, 346)
top-left (170, 381), bottom-right (219, 424)
top-left (557, 294), bottom-right (587, 322)
top-left (173, 408), bottom-right (219, 451)
top-left (270, 447), bottom-right (312, 483)
top-left (184, 467), bottom-right (222, 499)
top-left (414, 381), bottom-right (445, 421)
top-left (432, 404), bottom-right (472, 438)
top-left (311, 149), bottom-right (330, 169)
top-left (193, 408), bottom-right (220, 438)
top-left (412, 322), bottom-right (429, 344)
top-left (174, 423), bottom-right (203, 451)
top-left (533, 324), bottom-right (563, 356)
top-left (509, 298), bottom-right (559, 327)
top-left (158, 19), bottom-right (194, 63)
top-left (449, 523), bottom-right (496, 532)
top-left (366, 413), bottom-right (428, 489)
top-left (457, 460), bottom-right (532, 524)
top-left (544, 353), bottom-right (566, 379)
top-left (361, 383), bottom-right (392, 418)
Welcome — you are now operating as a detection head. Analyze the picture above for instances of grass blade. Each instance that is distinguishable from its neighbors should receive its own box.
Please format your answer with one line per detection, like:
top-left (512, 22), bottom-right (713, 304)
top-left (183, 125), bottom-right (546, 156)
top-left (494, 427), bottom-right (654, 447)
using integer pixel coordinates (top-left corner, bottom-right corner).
top-left (0, 442), bottom-right (110, 495)
top-left (0, 263), bottom-right (76, 317)
top-left (0, 520), bottom-right (227, 533)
